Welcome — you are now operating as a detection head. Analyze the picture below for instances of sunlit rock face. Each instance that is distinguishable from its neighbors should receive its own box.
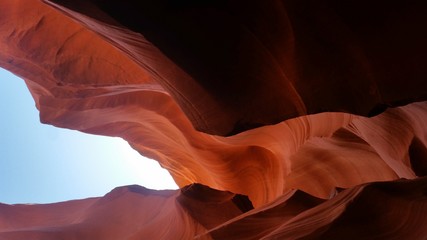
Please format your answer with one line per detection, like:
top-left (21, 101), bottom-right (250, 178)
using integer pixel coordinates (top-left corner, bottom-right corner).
top-left (1, 0), bottom-right (427, 239)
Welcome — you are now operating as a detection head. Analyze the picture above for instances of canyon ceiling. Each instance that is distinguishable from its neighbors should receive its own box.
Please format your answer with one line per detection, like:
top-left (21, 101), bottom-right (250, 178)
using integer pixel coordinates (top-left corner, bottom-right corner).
top-left (1, 0), bottom-right (427, 239)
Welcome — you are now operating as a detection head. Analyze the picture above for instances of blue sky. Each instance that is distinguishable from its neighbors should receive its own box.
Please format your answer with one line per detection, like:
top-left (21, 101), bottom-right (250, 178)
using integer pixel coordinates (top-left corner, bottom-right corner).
top-left (0, 68), bottom-right (177, 204)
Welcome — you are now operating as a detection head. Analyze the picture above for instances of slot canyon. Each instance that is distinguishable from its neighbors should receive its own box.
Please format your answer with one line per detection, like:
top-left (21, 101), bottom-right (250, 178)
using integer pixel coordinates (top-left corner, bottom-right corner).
top-left (1, 1), bottom-right (427, 239)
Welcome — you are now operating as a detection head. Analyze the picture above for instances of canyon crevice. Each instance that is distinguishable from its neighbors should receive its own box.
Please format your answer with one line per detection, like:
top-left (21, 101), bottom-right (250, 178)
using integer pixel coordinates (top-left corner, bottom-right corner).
top-left (1, 1), bottom-right (427, 239)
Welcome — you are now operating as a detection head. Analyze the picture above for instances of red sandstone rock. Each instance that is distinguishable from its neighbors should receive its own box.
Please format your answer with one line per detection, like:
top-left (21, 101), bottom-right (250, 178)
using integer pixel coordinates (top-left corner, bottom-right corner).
top-left (0, 184), bottom-right (251, 240)
top-left (47, 0), bottom-right (427, 136)
top-left (1, 0), bottom-right (427, 239)
top-left (203, 177), bottom-right (427, 240)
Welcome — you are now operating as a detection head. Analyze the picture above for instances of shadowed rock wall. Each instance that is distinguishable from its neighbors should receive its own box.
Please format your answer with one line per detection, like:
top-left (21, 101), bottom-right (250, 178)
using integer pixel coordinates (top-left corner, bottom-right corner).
top-left (1, 1), bottom-right (427, 239)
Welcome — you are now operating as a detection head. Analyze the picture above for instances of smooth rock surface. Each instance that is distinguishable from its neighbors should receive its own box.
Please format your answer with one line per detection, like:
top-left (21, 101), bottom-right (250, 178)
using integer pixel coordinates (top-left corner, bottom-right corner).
top-left (0, 184), bottom-right (251, 240)
top-left (1, 0), bottom-right (427, 239)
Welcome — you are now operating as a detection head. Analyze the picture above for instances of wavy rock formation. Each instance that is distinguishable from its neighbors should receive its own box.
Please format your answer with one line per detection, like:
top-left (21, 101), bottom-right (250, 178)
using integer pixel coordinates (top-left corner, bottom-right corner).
top-left (0, 184), bottom-right (252, 240)
top-left (1, 0), bottom-right (427, 239)
top-left (202, 177), bottom-right (427, 240)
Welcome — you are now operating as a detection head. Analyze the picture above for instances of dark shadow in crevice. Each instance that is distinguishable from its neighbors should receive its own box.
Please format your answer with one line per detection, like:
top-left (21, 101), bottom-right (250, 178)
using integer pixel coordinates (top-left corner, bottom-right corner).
top-left (409, 137), bottom-right (427, 177)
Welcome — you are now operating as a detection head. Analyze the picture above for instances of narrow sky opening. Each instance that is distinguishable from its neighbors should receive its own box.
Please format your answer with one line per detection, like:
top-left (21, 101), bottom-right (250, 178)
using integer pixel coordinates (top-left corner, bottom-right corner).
top-left (0, 68), bottom-right (178, 204)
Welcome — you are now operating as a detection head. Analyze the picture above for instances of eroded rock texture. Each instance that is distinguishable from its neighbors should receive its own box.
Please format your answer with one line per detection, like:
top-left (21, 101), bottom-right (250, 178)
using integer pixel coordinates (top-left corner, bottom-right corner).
top-left (1, 0), bottom-right (427, 239)
top-left (0, 184), bottom-right (252, 240)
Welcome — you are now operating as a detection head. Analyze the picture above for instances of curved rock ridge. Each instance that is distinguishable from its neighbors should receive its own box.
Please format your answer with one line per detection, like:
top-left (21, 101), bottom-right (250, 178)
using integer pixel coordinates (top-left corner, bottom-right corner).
top-left (2, 0), bottom-right (427, 239)
top-left (1, 179), bottom-right (427, 240)
top-left (45, 0), bottom-right (427, 136)
top-left (200, 177), bottom-right (427, 240)
top-left (0, 184), bottom-right (252, 240)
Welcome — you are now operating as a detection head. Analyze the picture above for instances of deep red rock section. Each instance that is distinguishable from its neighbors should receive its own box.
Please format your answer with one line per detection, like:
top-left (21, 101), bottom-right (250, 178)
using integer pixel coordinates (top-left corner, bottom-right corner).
top-left (0, 184), bottom-right (251, 240)
top-left (1, 1), bottom-right (427, 239)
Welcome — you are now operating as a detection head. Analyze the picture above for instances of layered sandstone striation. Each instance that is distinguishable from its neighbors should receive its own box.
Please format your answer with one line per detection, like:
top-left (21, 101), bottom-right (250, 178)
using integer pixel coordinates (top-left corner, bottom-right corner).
top-left (0, 184), bottom-right (252, 240)
top-left (1, 0), bottom-right (427, 239)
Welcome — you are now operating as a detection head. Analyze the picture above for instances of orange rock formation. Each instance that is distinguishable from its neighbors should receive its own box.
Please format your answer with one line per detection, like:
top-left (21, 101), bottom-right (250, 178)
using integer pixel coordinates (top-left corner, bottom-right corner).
top-left (1, 0), bottom-right (427, 239)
